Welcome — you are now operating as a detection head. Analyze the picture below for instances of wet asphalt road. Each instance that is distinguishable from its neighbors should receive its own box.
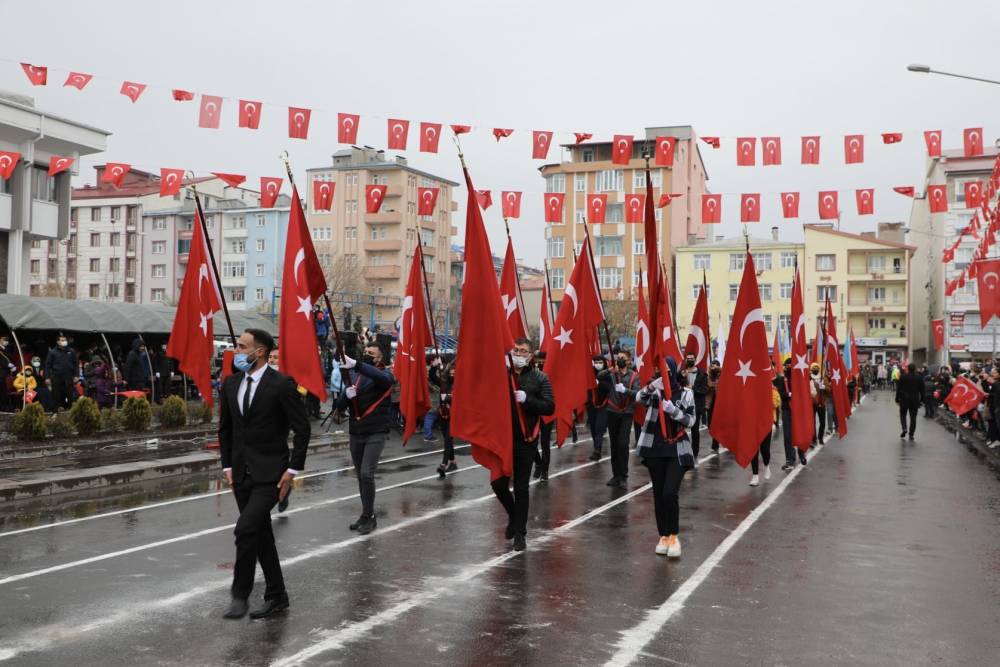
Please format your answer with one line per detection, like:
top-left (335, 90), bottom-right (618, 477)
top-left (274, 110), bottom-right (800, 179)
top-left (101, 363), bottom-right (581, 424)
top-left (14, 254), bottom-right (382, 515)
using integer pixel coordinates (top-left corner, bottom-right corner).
top-left (1, 392), bottom-right (998, 666)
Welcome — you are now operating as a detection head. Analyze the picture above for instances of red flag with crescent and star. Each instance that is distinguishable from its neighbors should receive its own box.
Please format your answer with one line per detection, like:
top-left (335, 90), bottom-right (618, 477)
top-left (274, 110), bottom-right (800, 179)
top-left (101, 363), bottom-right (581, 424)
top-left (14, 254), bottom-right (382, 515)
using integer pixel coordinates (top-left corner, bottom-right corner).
top-left (945, 377), bottom-right (986, 415)
top-left (844, 135), bottom-right (864, 164)
top-left (288, 107), bottom-right (311, 140)
top-left (393, 244), bottom-right (433, 444)
top-left (539, 278), bottom-right (553, 358)
top-left (501, 191), bottom-right (522, 219)
top-left (172, 89), bottom-right (194, 101)
top-left (781, 192), bottom-right (800, 218)
top-left (965, 181), bottom-right (984, 209)
top-left (475, 190), bottom-right (492, 210)
top-left (588, 194), bottom-right (608, 223)
top-left (924, 130), bottom-right (942, 157)
top-left (882, 132), bottom-right (903, 144)
top-left (419, 122), bottom-right (442, 153)
top-left (198, 95), bottom-right (223, 129)
top-left (856, 188), bottom-right (874, 215)
top-left (417, 187), bottom-right (439, 216)
top-left (64, 72), bottom-right (92, 90)
top-left (824, 298), bottom-right (851, 437)
top-left (366, 185), bottom-right (387, 213)
top-left (789, 266), bottom-right (814, 449)
top-left (160, 168), bottom-right (184, 196)
top-left (975, 258), bottom-right (1000, 326)
top-left (544, 193), bottom-right (565, 223)
top-left (801, 136), bottom-right (820, 164)
top-left (736, 137), bottom-right (756, 166)
top-left (238, 100), bottom-right (262, 129)
top-left (119, 81), bottom-right (146, 103)
top-left (278, 187), bottom-right (328, 402)
top-left (893, 186), bottom-right (915, 197)
top-left (387, 119), bottom-right (409, 149)
top-left (260, 177), bottom-right (283, 208)
top-left (0, 151), bottom-right (20, 181)
top-left (532, 131), bottom-right (554, 159)
top-left (213, 172), bottom-right (247, 189)
top-left (166, 210), bottom-right (223, 407)
top-left (762, 137), bottom-right (782, 165)
top-left (635, 272), bottom-right (653, 386)
top-left (499, 237), bottom-right (529, 341)
top-left (100, 163), bottom-right (131, 188)
top-left (338, 113), bottom-right (360, 143)
top-left (819, 191), bottom-right (839, 220)
top-left (655, 136), bottom-right (676, 166)
top-left (702, 194), bottom-right (721, 223)
top-left (612, 135), bottom-right (633, 165)
top-left (708, 252), bottom-right (774, 467)
top-left (740, 193), bottom-right (761, 222)
top-left (927, 185), bottom-right (948, 213)
top-left (20, 63), bottom-right (47, 86)
top-left (48, 156), bottom-right (73, 177)
top-left (964, 127), bottom-right (984, 157)
top-left (313, 180), bottom-right (335, 211)
top-left (625, 194), bottom-right (645, 223)
top-left (683, 283), bottom-right (711, 372)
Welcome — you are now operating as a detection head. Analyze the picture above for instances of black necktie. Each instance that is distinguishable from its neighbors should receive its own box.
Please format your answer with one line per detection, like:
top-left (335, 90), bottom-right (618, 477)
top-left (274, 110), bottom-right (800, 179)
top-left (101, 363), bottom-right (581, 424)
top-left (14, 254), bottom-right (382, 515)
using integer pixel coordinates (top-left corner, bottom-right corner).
top-left (243, 376), bottom-right (253, 417)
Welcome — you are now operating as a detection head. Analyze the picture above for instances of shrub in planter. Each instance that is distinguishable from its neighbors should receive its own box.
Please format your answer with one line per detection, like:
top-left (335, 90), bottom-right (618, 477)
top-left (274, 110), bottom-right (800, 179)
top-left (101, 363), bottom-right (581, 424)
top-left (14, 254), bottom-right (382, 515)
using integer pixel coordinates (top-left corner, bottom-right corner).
top-left (198, 401), bottom-right (214, 424)
top-left (159, 395), bottom-right (188, 428)
top-left (121, 396), bottom-right (152, 432)
top-left (69, 396), bottom-right (102, 436)
top-left (12, 402), bottom-right (47, 440)
top-left (101, 407), bottom-right (124, 432)
top-left (49, 412), bottom-right (76, 439)
top-left (186, 400), bottom-right (214, 425)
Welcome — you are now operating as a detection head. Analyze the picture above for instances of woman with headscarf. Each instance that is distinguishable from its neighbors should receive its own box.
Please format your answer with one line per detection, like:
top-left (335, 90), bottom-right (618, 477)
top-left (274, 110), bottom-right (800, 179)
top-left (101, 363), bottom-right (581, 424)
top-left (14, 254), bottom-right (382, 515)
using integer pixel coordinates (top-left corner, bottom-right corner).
top-left (635, 357), bottom-right (696, 559)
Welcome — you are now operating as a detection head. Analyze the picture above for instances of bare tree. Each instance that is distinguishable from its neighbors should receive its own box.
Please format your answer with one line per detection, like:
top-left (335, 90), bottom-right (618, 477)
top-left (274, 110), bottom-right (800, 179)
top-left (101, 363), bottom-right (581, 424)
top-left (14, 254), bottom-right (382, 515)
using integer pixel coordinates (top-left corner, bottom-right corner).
top-left (322, 254), bottom-right (364, 297)
top-left (602, 299), bottom-right (638, 342)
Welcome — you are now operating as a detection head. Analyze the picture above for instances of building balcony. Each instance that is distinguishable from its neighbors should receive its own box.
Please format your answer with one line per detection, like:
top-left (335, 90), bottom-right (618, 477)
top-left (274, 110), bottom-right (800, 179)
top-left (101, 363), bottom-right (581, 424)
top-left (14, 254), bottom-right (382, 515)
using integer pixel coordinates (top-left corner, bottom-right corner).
top-left (365, 211), bottom-right (402, 224)
top-left (385, 185), bottom-right (404, 198)
top-left (421, 244), bottom-right (436, 256)
top-left (363, 265), bottom-right (402, 280)
top-left (125, 220), bottom-right (137, 231)
top-left (223, 226), bottom-right (248, 237)
top-left (178, 229), bottom-right (194, 240)
top-left (846, 268), bottom-right (906, 281)
top-left (854, 334), bottom-right (907, 348)
top-left (178, 253), bottom-right (189, 264)
top-left (363, 239), bottom-right (403, 252)
top-left (221, 275), bottom-right (245, 287)
top-left (125, 270), bottom-right (136, 282)
top-left (846, 298), bottom-right (907, 314)
top-left (419, 216), bottom-right (436, 231)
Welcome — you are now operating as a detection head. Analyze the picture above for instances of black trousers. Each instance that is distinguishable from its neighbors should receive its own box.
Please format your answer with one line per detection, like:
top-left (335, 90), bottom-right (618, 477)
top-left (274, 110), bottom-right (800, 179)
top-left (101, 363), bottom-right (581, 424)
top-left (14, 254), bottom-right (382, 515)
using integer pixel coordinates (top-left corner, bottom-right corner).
top-left (587, 405), bottom-right (608, 454)
top-left (439, 418), bottom-right (454, 464)
top-left (778, 407), bottom-right (797, 464)
top-left (751, 430), bottom-right (772, 474)
top-left (706, 404), bottom-right (719, 449)
top-left (813, 404), bottom-right (826, 444)
top-left (349, 432), bottom-right (387, 517)
top-left (606, 411), bottom-right (632, 479)
top-left (690, 405), bottom-right (704, 458)
top-left (232, 472), bottom-right (285, 601)
top-left (644, 456), bottom-right (686, 537)
top-left (491, 440), bottom-right (537, 536)
top-left (899, 403), bottom-right (918, 436)
top-left (924, 396), bottom-right (936, 418)
top-left (51, 376), bottom-right (75, 411)
top-left (538, 420), bottom-right (553, 471)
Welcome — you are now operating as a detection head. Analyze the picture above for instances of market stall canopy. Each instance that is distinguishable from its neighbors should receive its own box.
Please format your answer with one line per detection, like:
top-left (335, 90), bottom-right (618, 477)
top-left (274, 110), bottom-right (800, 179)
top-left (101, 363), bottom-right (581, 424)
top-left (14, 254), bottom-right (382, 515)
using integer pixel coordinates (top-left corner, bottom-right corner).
top-left (0, 295), bottom-right (276, 337)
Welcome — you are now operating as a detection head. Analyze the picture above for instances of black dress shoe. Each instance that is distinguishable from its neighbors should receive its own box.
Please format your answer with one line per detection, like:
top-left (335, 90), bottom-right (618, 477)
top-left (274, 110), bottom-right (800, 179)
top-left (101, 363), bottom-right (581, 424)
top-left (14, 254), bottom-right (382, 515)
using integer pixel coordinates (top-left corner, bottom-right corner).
top-left (799, 452), bottom-right (808, 465)
top-left (539, 469), bottom-right (548, 482)
top-left (357, 515), bottom-right (377, 535)
top-left (250, 595), bottom-right (289, 619)
top-left (223, 598), bottom-right (249, 619)
top-left (588, 452), bottom-right (601, 462)
top-left (533, 466), bottom-right (542, 480)
top-left (349, 514), bottom-right (365, 531)
top-left (437, 464), bottom-right (447, 479)
top-left (614, 478), bottom-right (627, 489)
top-left (513, 533), bottom-right (526, 551)
top-left (505, 520), bottom-right (515, 540)
top-left (445, 461), bottom-right (458, 472)
top-left (900, 430), bottom-right (907, 438)
top-left (606, 476), bottom-right (619, 487)
top-left (908, 434), bottom-right (915, 441)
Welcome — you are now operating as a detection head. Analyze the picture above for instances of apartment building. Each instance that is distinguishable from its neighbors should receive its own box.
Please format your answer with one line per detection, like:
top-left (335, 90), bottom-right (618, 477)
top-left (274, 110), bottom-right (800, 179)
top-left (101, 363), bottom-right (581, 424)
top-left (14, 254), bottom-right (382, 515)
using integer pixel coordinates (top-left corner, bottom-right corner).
top-left (217, 207), bottom-right (289, 312)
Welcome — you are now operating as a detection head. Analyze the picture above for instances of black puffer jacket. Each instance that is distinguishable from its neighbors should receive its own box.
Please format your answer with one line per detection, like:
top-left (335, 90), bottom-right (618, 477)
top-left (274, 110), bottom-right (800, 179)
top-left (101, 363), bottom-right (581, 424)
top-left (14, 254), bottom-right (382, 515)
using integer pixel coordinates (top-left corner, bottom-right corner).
top-left (511, 366), bottom-right (554, 444)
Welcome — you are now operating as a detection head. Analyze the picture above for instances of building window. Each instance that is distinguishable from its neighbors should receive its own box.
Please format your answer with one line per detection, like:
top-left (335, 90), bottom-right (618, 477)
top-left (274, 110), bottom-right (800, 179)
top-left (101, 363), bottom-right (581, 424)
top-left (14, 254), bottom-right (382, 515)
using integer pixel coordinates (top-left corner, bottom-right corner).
top-left (89, 258), bottom-right (100, 272)
top-left (231, 240), bottom-right (245, 253)
top-left (547, 236), bottom-right (565, 258)
top-left (691, 284), bottom-right (711, 299)
top-left (256, 263), bottom-right (265, 277)
top-left (549, 268), bottom-right (565, 290)
top-left (110, 206), bottom-right (121, 221)
top-left (346, 200), bottom-right (358, 213)
top-left (729, 284), bottom-right (739, 301)
top-left (255, 288), bottom-right (265, 301)
top-left (869, 287), bottom-right (886, 303)
top-left (779, 314), bottom-right (792, 332)
top-left (780, 251), bottom-right (797, 268)
top-left (545, 173), bottom-right (566, 193)
top-left (89, 284), bottom-right (100, 298)
top-left (633, 170), bottom-right (662, 189)
top-left (421, 229), bottom-right (434, 246)
top-left (228, 216), bottom-right (246, 230)
top-left (30, 239), bottom-right (41, 249)
top-left (109, 232), bottom-right (121, 246)
top-left (633, 238), bottom-right (645, 255)
top-left (152, 218), bottom-right (167, 231)
top-left (597, 267), bottom-right (623, 290)
top-left (177, 239), bottom-right (191, 254)
top-left (954, 247), bottom-right (972, 267)
top-left (345, 225), bottom-right (358, 239)
top-left (257, 214), bottom-right (266, 227)
top-left (229, 288), bottom-right (245, 302)
top-left (729, 253), bottom-right (745, 271)
top-left (868, 255), bottom-right (886, 272)
top-left (816, 254), bottom-right (836, 271)
top-left (753, 252), bottom-right (772, 270)
top-left (369, 226), bottom-right (386, 241)
top-left (763, 314), bottom-right (773, 331)
top-left (606, 203), bottom-right (624, 223)
top-left (817, 285), bottom-right (837, 302)
top-left (152, 264), bottom-right (165, 278)
top-left (256, 238), bottom-right (265, 252)
top-left (151, 288), bottom-right (165, 302)
top-left (91, 207), bottom-right (102, 222)
top-left (108, 284), bottom-right (120, 298)
top-left (29, 259), bottom-right (40, 274)
top-left (594, 236), bottom-right (623, 256)
top-left (32, 166), bottom-right (57, 202)
top-left (70, 208), bottom-right (78, 223)
top-left (594, 169), bottom-right (623, 192)
top-left (582, 148), bottom-right (594, 163)
top-left (758, 283), bottom-right (772, 301)
top-left (868, 317), bottom-right (886, 330)
top-left (222, 261), bottom-right (245, 278)
top-left (575, 173), bottom-right (586, 192)
top-left (779, 282), bottom-right (793, 299)
top-left (693, 254), bottom-right (711, 270)
top-left (90, 233), bottom-right (101, 247)
top-left (152, 241), bottom-right (166, 254)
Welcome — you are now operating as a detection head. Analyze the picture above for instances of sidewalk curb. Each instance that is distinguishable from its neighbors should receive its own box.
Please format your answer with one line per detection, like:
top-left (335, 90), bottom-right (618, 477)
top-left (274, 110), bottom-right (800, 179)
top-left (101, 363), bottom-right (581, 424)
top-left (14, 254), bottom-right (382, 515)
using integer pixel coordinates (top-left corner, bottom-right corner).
top-left (934, 412), bottom-right (1000, 477)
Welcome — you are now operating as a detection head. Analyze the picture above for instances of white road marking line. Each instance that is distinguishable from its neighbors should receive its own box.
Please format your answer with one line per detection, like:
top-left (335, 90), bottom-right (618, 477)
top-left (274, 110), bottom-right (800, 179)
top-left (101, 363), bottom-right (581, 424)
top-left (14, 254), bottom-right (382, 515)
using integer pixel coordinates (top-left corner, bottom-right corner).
top-left (0, 451), bottom-right (608, 662)
top-left (0, 443), bottom-right (474, 538)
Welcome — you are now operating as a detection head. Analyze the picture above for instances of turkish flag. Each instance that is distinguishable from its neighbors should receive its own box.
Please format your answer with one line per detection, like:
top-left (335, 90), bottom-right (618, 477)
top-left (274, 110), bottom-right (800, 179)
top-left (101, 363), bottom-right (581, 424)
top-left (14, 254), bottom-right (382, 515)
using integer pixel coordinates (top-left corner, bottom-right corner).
top-left (683, 283), bottom-right (711, 371)
top-left (659, 193), bottom-right (682, 207)
top-left (544, 193), bottom-right (565, 223)
top-left (856, 188), bottom-right (875, 215)
top-left (924, 130), bottom-right (943, 157)
top-left (965, 181), bottom-right (985, 208)
top-left (313, 180), bottom-right (335, 211)
top-left (736, 137), bottom-right (756, 166)
top-left (882, 132), bottom-right (903, 144)
top-left (450, 124), bottom-right (471, 135)
top-left (789, 268), bottom-right (814, 449)
top-left (612, 135), bottom-right (633, 165)
top-left (48, 156), bottom-right (73, 177)
top-left (942, 245), bottom-right (955, 263)
top-left (931, 318), bottom-right (945, 349)
top-left (655, 136), bottom-right (676, 166)
top-left (781, 192), bottom-right (800, 219)
top-left (532, 131), bottom-right (554, 159)
top-left (417, 187), bottom-right (439, 216)
top-left (475, 189), bottom-right (492, 210)
top-left (801, 136), bottom-right (820, 164)
top-left (160, 168), bottom-right (185, 196)
top-left (238, 100), bottom-right (262, 129)
top-left (964, 127), bottom-right (984, 157)
top-left (708, 253), bottom-right (774, 467)
top-left (493, 128), bottom-right (514, 141)
top-left (260, 177), bottom-right (283, 208)
top-left (546, 236), bottom-right (606, 444)
top-left (824, 299), bottom-right (851, 437)
top-left (393, 244), bottom-right (433, 444)
top-left (419, 122), bottom-right (442, 153)
top-left (213, 172), bottom-right (246, 188)
top-left (927, 185), bottom-right (948, 213)
top-left (975, 257), bottom-right (1000, 326)
top-left (289, 107), bottom-right (311, 140)
top-left (366, 185), bottom-right (387, 213)
top-left (740, 193), bottom-right (761, 222)
top-left (20, 63), bottom-right (47, 86)
top-left (279, 187), bottom-right (328, 401)
top-left (819, 191), bottom-right (839, 220)
top-left (338, 113), bottom-right (360, 144)
top-left (844, 135), bottom-right (864, 164)
top-left (101, 163), bottom-right (131, 188)
top-left (657, 277), bottom-right (685, 368)
top-left (702, 194), bottom-right (722, 223)
top-left (387, 118), bottom-right (409, 149)
top-left (701, 136), bottom-right (720, 148)
top-left (625, 194), bottom-right (645, 223)
top-left (588, 194), bottom-right (608, 223)
top-left (120, 81), bottom-right (146, 103)
top-left (771, 325), bottom-right (782, 377)
top-left (635, 273), bottom-right (653, 385)
top-left (451, 166), bottom-right (515, 481)
top-left (198, 95), bottom-right (223, 129)
top-left (944, 278), bottom-right (958, 296)
top-left (166, 210), bottom-right (223, 406)
top-left (893, 186), bottom-right (915, 197)
top-left (539, 278), bottom-right (553, 357)
top-left (0, 151), bottom-right (20, 181)
top-left (501, 191), bottom-right (522, 219)
top-left (499, 237), bottom-right (528, 341)
top-left (172, 89), bottom-right (194, 101)
top-left (945, 377), bottom-right (986, 414)
top-left (761, 137), bottom-right (782, 165)
top-left (574, 132), bottom-right (593, 144)
top-left (64, 72), bottom-right (92, 90)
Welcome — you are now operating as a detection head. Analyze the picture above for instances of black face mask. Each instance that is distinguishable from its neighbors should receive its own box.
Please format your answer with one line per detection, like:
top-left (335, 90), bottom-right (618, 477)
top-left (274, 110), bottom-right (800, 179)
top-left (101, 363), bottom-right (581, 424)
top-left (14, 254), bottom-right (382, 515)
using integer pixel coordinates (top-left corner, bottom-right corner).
top-left (686, 360), bottom-right (695, 368)
top-left (616, 358), bottom-right (627, 369)
top-left (709, 369), bottom-right (720, 379)
top-left (363, 354), bottom-right (377, 365)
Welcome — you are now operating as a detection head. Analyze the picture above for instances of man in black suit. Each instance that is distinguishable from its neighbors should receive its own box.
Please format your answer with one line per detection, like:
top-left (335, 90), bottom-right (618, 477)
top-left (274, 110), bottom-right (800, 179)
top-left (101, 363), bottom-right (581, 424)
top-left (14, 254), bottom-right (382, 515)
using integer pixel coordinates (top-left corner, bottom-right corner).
top-left (895, 362), bottom-right (925, 441)
top-left (220, 328), bottom-right (310, 620)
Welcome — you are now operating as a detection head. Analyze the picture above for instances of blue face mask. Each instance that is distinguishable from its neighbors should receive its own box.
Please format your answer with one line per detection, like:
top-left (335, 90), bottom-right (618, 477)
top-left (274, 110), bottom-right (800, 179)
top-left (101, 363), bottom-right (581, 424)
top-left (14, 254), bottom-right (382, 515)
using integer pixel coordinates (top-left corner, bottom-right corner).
top-left (233, 351), bottom-right (256, 372)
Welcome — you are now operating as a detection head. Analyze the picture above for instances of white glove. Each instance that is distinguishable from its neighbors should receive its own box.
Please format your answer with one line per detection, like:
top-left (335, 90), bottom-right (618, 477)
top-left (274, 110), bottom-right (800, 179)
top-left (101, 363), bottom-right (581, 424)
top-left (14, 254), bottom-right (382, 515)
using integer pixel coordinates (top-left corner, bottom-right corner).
top-left (8, 364), bottom-right (14, 371)
top-left (651, 377), bottom-right (664, 392)
top-left (340, 355), bottom-right (357, 369)
top-left (345, 386), bottom-right (357, 399)
top-left (155, 372), bottom-right (161, 379)
top-left (514, 390), bottom-right (526, 403)
top-left (440, 393), bottom-right (449, 401)
top-left (661, 399), bottom-right (676, 414)
top-left (615, 383), bottom-right (627, 393)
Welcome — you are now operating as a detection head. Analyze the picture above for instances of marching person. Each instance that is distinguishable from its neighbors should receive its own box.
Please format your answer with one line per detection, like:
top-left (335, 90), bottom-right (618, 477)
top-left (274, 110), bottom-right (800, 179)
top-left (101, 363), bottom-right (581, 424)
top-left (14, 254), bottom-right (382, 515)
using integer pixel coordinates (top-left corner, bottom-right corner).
top-left (895, 362), bottom-right (924, 441)
top-left (335, 342), bottom-right (395, 535)
top-left (636, 357), bottom-right (696, 559)
top-left (587, 354), bottom-right (613, 461)
top-left (606, 350), bottom-right (641, 488)
top-left (809, 363), bottom-right (827, 446)
top-left (493, 337), bottom-right (554, 552)
top-left (707, 359), bottom-right (721, 452)
top-left (433, 360), bottom-right (459, 478)
top-left (775, 358), bottom-right (805, 472)
top-left (533, 351), bottom-right (554, 482)
top-left (219, 329), bottom-right (309, 620)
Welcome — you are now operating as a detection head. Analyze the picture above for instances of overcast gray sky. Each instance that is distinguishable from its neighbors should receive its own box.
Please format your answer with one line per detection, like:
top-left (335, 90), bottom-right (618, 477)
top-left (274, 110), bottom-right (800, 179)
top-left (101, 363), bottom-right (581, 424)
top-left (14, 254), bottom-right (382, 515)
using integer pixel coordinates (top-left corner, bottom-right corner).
top-left (3, 0), bottom-right (999, 266)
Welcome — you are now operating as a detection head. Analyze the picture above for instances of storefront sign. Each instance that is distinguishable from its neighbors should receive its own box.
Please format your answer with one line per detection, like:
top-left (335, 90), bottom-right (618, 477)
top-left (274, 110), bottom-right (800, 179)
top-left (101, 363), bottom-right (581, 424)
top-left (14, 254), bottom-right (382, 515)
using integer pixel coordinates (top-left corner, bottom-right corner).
top-left (856, 337), bottom-right (887, 346)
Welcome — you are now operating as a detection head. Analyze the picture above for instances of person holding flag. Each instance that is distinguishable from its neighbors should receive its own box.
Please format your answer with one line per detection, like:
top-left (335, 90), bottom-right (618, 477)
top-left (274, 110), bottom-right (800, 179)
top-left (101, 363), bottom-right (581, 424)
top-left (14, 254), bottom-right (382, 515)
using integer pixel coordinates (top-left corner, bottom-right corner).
top-left (606, 349), bottom-right (641, 488)
top-left (587, 354), bottom-right (614, 461)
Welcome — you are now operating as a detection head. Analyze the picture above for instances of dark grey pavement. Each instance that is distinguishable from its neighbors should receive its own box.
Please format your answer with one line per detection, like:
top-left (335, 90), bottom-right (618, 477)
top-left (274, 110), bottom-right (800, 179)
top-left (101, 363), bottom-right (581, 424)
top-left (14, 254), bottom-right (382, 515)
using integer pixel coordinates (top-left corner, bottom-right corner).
top-left (0, 392), bottom-right (998, 666)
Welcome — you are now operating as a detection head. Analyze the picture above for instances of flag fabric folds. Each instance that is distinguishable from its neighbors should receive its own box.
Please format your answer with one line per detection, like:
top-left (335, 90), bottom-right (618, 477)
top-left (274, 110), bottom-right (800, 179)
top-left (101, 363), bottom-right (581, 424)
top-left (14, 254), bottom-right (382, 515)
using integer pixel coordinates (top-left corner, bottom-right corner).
top-left (789, 268), bottom-right (814, 449)
top-left (393, 245), bottom-right (433, 444)
top-left (824, 299), bottom-right (851, 437)
top-left (499, 237), bottom-right (529, 340)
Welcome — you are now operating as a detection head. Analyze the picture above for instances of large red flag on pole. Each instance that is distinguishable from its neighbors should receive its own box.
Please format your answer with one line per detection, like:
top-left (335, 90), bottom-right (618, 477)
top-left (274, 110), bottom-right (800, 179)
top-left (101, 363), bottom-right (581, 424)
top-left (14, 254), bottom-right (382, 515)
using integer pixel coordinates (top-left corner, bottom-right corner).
top-left (642, 166), bottom-right (671, 385)
top-left (539, 276), bottom-right (553, 357)
top-left (789, 266), bottom-right (815, 449)
top-left (708, 251), bottom-right (774, 467)
top-left (683, 282), bottom-right (711, 371)
top-left (657, 277), bottom-right (684, 366)
top-left (166, 211), bottom-right (223, 406)
top-left (393, 244), bottom-right (433, 444)
top-left (635, 272), bottom-right (653, 385)
top-left (451, 166), bottom-right (515, 481)
top-left (824, 298), bottom-right (851, 437)
top-left (279, 186), bottom-right (328, 401)
top-left (499, 236), bottom-right (529, 341)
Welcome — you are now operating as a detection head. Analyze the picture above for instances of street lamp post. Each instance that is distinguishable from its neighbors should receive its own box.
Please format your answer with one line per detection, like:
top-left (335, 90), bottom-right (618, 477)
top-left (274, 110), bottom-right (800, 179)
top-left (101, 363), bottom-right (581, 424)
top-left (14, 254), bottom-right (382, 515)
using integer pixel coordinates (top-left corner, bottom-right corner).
top-left (907, 64), bottom-right (1000, 86)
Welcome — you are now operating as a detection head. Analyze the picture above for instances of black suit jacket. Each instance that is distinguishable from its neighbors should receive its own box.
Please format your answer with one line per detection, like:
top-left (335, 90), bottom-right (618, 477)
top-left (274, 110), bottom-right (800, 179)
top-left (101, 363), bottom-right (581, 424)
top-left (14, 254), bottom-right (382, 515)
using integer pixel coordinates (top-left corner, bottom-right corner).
top-left (895, 373), bottom-right (925, 408)
top-left (219, 366), bottom-right (310, 483)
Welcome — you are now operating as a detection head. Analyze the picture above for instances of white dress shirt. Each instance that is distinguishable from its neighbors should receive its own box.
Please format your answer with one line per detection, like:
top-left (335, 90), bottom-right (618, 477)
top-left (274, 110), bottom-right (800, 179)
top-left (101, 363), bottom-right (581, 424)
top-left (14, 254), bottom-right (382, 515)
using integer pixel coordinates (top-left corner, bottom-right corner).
top-left (224, 364), bottom-right (298, 476)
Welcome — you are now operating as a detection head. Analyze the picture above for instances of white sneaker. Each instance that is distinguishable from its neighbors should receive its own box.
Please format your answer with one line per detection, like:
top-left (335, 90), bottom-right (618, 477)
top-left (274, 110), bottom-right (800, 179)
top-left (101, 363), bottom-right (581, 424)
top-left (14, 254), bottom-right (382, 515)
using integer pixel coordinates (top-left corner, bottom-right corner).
top-left (667, 536), bottom-right (681, 558)
top-left (990, 441), bottom-right (1000, 449)
top-left (655, 536), bottom-right (670, 555)
top-left (763, 465), bottom-right (771, 480)
top-left (749, 474), bottom-right (760, 487)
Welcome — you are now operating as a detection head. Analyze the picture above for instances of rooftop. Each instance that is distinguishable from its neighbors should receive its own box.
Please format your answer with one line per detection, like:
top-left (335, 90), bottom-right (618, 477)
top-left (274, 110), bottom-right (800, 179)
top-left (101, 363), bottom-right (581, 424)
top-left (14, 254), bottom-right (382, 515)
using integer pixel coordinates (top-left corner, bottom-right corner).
top-left (306, 147), bottom-right (459, 186)
top-left (803, 223), bottom-right (916, 252)
top-left (678, 235), bottom-right (802, 251)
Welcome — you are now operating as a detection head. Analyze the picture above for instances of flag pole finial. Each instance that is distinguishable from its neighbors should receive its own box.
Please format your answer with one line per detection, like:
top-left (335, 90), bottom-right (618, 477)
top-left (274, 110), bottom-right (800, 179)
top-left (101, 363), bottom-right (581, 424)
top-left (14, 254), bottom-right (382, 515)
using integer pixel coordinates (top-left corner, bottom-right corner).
top-left (280, 150), bottom-right (295, 186)
top-left (451, 134), bottom-right (467, 169)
